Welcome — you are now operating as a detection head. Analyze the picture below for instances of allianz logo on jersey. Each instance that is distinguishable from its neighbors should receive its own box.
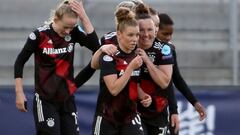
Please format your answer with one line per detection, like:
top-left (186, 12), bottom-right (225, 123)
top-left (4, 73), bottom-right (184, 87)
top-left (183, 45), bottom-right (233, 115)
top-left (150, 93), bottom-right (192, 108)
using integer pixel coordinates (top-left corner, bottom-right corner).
top-left (42, 42), bottom-right (74, 55)
top-left (119, 70), bottom-right (140, 77)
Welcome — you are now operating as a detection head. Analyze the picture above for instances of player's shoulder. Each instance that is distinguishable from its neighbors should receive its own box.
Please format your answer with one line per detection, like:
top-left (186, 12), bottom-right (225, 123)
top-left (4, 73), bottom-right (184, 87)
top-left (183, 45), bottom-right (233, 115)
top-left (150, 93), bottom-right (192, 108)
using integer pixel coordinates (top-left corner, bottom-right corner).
top-left (36, 24), bottom-right (51, 32)
top-left (167, 41), bottom-right (176, 50)
top-left (100, 31), bottom-right (118, 45)
top-left (104, 31), bottom-right (117, 40)
top-left (27, 25), bottom-right (49, 41)
top-left (153, 38), bottom-right (172, 56)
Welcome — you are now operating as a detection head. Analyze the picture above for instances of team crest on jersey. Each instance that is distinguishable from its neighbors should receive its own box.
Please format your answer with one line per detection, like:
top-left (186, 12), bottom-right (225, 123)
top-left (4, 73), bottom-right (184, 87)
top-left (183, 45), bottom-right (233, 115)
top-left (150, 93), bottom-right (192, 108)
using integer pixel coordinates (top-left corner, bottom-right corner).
top-left (161, 45), bottom-right (171, 55)
top-left (65, 35), bottom-right (71, 42)
top-left (29, 32), bottom-right (36, 40)
top-left (46, 118), bottom-right (55, 127)
top-left (103, 55), bottom-right (113, 62)
top-left (148, 55), bottom-right (155, 62)
top-left (67, 43), bottom-right (74, 52)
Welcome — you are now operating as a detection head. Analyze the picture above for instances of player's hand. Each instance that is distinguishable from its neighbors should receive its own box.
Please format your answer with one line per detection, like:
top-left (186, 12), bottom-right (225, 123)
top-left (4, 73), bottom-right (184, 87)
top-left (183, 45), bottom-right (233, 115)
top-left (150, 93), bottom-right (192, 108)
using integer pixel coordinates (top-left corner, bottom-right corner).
top-left (70, 0), bottom-right (86, 20)
top-left (101, 44), bottom-right (117, 56)
top-left (136, 48), bottom-right (150, 63)
top-left (129, 55), bottom-right (143, 70)
top-left (16, 91), bottom-right (27, 112)
top-left (194, 102), bottom-right (206, 121)
top-left (171, 114), bottom-right (180, 134)
top-left (140, 94), bottom-right (152, 107)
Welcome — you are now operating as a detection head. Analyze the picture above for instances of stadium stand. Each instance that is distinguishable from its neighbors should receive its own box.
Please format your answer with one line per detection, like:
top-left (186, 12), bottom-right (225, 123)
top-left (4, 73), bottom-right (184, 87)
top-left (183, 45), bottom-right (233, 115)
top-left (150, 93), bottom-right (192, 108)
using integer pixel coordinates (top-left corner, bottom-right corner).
top-left (0, 0), bottom-right (239, 85)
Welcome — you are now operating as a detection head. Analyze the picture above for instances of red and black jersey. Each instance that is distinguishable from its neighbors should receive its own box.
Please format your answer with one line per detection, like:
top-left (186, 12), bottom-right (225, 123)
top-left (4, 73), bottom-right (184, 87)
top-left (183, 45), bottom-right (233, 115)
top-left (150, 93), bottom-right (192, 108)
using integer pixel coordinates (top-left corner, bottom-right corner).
top-left (14, 24), bottom-right (99, 102)
top-left (138, 38), bottom-right (174, 121)
top-left (96, 47), bottom-right (140, 124)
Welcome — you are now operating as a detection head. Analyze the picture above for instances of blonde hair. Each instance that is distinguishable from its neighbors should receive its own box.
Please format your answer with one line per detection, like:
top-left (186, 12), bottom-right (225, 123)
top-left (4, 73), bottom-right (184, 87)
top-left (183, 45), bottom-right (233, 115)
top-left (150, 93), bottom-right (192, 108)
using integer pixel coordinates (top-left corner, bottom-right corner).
top-left (130, 0), bottom-right (144, 5)
top-left (115, 7), bottom-right (138, 32)
top-left (116, 1), bottom-right (136, 11)
top-left (45, 0), bottom-right (78, 25)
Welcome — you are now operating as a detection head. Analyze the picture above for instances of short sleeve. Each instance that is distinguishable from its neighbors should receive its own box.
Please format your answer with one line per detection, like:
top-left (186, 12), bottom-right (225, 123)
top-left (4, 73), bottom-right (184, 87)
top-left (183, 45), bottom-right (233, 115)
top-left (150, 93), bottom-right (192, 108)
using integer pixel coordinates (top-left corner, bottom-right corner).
top-left (100, 54), bottom-right (117, 77)
top-left (158, 43), bottom-right (174, 65)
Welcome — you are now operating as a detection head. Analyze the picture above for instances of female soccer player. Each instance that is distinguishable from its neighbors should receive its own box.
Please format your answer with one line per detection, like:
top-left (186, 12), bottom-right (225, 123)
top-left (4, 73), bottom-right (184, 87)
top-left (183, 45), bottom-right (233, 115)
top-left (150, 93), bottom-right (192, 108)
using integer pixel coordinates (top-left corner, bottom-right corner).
top-left (91, 7), bottom-right (151, 135)
top-left (14, 1), bottom-right (99, 134)
top-left (157, 13), bottom-right (206, 135)
top-left (134, 4), bottom-right (175, 135)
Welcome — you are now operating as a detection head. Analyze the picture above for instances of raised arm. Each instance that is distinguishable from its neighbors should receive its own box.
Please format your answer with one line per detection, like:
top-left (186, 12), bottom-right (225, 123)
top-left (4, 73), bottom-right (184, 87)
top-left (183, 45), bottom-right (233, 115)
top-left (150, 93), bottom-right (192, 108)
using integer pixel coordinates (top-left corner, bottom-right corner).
top-left (103, 55), bottom-right (142, 96)
top-left (70, 0), bottom-right (94, 33)
top-left (70, 0), bottom-right (100, 52)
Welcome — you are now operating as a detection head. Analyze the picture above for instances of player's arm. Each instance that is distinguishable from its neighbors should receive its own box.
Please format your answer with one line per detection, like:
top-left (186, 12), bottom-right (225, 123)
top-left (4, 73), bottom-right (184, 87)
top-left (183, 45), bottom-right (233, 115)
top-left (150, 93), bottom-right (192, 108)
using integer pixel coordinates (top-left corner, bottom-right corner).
top-left (74, 62), bottom-right (96, 88)
top-left (14, 31), bottom-right (38, 112)
top-left (168, 85), bottom-right (178, 115)
top-left (167, 85), bottom-right (180, 133)
top-left (74, 43), bottom-right (117, 87)
top-left (138, 85), bottom-right (152, 107)
top-left (91, 44), bottom-right (117, 69)
top-left (173, 49), bottom-right (206, 120)
top-left (103, 56), bottom-right (142, 96)
top-left (15, 78), bottom-right (27, 112)
top-left (70, 1), bottom-right (100, 52)
top-left (172, 50), bottom-right (197, 104)
top-left (70, 0), bottom-right (94, 33)
top-left (137, 48), bottom-right (173, 89)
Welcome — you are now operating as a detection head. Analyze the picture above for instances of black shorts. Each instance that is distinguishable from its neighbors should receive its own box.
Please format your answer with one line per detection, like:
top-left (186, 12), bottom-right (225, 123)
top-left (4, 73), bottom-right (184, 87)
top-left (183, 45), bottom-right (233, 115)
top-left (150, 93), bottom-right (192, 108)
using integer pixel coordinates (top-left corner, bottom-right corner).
top-left (33, 93), bottom-right (79, 135)
top-left (142, 122), bottom-right (168, 135)
top-left (141, 111), bottom-right (169, 135)
top-left (92, 114), bottom-right (144, 135)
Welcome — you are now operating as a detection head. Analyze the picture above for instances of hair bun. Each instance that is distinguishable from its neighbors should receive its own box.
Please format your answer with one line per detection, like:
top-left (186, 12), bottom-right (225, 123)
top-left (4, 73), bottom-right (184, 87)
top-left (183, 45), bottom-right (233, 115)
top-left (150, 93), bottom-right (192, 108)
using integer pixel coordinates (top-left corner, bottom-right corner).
top-left (115, 7), bottom-right (135, 23)
top-left (135, 3), bottom-right (149, 15)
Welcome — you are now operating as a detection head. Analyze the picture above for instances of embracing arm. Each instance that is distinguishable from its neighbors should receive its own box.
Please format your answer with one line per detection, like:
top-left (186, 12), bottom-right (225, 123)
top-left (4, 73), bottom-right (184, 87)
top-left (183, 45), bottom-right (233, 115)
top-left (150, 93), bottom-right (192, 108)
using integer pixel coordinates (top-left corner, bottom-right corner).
top-left (137, 48), bottom-right (172, 89)
top-left (147, 63), bottom-right (172, 89)
top-left (74, 62), bottom-right (96, 88)
top-left (91, 44), bottom-right (117, 69)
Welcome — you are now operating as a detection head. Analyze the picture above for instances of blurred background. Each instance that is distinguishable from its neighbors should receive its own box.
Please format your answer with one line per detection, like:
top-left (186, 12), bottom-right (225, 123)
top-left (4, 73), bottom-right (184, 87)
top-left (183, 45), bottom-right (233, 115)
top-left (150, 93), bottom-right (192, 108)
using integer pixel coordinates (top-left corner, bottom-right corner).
top-left (0, 0), bottom-right (239, 86)
top-left (0, 0), bottom-right (239, 135)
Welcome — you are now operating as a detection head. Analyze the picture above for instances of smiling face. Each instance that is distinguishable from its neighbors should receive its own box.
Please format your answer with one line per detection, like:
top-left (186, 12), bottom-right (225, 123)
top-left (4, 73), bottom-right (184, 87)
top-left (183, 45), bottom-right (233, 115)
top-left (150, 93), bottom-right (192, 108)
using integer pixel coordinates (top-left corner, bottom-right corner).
top-left (117, 25), bottom-right (139, 53)
top-left (138, 18), bottom-right (156, 50)
top-left (53, 14), bottom-right (78, 37)
top-left (157, 24), bottom-right (173, 42)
